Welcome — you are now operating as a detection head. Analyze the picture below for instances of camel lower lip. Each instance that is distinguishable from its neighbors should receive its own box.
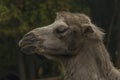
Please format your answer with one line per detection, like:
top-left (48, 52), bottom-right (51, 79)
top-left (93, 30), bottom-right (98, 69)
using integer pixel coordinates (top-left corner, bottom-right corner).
top-left (37, 47), bottom-right (72, 58)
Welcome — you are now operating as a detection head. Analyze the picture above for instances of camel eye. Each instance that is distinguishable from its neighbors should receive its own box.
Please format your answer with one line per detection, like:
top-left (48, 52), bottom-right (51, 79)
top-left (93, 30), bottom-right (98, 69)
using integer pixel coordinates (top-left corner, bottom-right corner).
top-left (55, 26), bottom-right (69, 34)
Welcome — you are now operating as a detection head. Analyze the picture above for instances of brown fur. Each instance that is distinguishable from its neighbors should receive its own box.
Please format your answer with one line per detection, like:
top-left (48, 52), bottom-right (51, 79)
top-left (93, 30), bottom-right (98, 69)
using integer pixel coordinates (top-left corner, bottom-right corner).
top-left (19, 12), bottom-right (120, 80)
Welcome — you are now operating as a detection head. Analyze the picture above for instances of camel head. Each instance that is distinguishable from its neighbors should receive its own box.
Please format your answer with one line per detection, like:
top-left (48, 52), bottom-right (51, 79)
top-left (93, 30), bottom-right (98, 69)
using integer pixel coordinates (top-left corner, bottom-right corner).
top-left (19, 11), bottom-right (104, 59)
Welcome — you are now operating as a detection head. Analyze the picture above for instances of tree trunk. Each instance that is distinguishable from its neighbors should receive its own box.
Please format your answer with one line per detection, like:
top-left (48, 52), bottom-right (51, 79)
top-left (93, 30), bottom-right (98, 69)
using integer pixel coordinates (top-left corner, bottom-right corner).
top-left (18, 52), bottom-right (26, 80)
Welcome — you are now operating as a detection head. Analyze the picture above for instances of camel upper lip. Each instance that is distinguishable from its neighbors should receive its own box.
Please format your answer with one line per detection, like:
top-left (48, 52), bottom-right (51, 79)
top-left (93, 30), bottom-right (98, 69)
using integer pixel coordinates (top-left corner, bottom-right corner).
top-left (19, 39), bottom-right (40, 48)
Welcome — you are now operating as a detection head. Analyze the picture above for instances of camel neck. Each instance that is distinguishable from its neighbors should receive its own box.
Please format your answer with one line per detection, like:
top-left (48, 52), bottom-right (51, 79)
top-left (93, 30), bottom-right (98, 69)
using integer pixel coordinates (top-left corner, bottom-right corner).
top-left (61, 42), bottom-right (116, 80)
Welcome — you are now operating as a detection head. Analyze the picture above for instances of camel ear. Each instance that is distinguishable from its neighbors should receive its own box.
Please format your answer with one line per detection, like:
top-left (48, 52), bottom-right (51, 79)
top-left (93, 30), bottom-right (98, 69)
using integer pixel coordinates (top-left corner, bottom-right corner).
top-left (82, 24), bottom-right (94, 34)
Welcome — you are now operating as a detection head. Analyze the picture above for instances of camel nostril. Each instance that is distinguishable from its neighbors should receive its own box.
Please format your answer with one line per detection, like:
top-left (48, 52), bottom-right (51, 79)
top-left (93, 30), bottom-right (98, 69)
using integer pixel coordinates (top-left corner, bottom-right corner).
top-left (19, 32), bottom-right (37, 47)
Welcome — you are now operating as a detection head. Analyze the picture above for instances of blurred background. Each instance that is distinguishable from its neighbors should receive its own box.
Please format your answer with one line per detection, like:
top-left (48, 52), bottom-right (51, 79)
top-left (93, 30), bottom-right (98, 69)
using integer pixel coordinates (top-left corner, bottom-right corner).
top-left (0, 0), bottom-right (120, 80)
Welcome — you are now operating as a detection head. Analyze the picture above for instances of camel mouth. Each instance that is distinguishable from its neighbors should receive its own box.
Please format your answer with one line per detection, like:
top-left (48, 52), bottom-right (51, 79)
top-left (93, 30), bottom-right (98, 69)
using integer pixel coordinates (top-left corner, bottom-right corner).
top-left (20, 44), bottom-right (74, 59)
top-left (20, 45), bottom-right (37, 55)
top-left (19, 37), bottom-right (71, 58)
top-left (20, 44), bottom-right (60, 57)
top-left (34, 47), bottom-right (58, 59)
top-left (37, 47), bottom-right (60, 55)
top-left (36, 46), bottom-right (74, 59)
top-left (19, 39), bottom-right (40, 55)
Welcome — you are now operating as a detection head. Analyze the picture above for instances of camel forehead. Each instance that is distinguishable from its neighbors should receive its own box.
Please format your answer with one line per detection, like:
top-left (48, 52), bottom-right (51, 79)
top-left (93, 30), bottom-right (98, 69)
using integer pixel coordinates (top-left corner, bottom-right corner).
top-left (56, 11), bottom-right (91, 25)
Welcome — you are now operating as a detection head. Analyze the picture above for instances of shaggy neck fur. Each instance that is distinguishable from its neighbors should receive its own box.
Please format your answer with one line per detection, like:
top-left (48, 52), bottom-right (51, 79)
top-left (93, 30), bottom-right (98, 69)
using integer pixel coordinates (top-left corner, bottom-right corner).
top-left (60, 41), bottom-right (120, 80)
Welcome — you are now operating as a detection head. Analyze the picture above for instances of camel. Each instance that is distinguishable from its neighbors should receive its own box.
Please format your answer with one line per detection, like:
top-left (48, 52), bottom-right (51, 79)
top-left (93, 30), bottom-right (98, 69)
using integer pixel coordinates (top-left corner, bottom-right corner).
top-left (19, 11), bottom-right (120, 80)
